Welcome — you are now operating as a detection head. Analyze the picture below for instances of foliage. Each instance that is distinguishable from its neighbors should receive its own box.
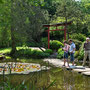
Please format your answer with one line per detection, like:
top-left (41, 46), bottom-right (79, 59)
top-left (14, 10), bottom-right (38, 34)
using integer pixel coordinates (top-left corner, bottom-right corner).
top-left (74, 51), bottom-right (79, 58)
top-left (16, 48), bottom-right (50, 59)
top-left (0, 47), bottom-right (50, 59)
top-left (41, 37), bottom-right (48, 48)
top-left (77, 42), bottom-right (84, 60)
top-left (72, 39), bottom-right (82, 50)
top-left (26, 42), bottom-right (39, 47)
top-left (0, 48), bottom-right (11, 54)
top-left (50, 31), bottom-right (64, 42)
top-left (57, 48), bottom-right (64, 59)
top-left (44, 49), bottom-right (53, 54)
top-left (0, 0), bottom-right (49, 54)
top-left (50, 40), bottom-right (63, 50)
top-left (77, 49), bottom-right (84, 60)
top-left (69, 33), bottom-right (86, 50)
top-left (0, 77), bottom-right (55, 90)
top-left (70, 33), bottom-right (86, 42)
top-left (0, 0), bottom-right (90, 56)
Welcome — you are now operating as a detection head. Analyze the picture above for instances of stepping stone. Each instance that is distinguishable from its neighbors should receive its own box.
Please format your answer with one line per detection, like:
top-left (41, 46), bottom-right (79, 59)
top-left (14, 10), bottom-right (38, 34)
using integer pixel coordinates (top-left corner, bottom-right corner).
top-left (66, 65), bottom-right (76, 70)
top-left (75, 66), bottom-right (85, 69)
top-left (82, 71), bottom-right (90, 76)
top-left (73, 68), bottom-right (90, 73)
top-left (66, 66), bottom-right (85, 70)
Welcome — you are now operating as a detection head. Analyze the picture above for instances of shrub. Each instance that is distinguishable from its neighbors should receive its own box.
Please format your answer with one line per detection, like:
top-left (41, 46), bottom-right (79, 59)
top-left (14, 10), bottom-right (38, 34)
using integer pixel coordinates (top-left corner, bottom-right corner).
top-left (70, 33), bottom-right (86, 42)
top-left (41, 37), bottom-right (48, 48)
top-left (57, 48), bottom-right (64, 59)
top-left (40, 52), bottom-right (50, 58)
top-left (44, 49), bottom-right (53, 54)
top-left (50, 40), bottom-right (63, 50)
top-left (78, 49), bottom-right (84, 60)
top-left (74, 51), bottom-right (79, 58)
top-left (27, 42), bottom-right (39, 47)
top-left (77, 42), bottom-right (84, 60)
top-left (16, 48), bottom-right (50, 58)
top-left (31, 50), bottom-right (50, 58)
top-left (17, 48), bottom-right (32, 56)
top-left (72, 39), bottom-right (82, 50)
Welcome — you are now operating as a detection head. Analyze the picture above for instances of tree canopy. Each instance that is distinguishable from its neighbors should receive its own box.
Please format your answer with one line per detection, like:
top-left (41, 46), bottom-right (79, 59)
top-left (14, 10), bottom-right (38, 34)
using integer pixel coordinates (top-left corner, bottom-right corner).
top-left (0, 0), bottom-right (90, 54)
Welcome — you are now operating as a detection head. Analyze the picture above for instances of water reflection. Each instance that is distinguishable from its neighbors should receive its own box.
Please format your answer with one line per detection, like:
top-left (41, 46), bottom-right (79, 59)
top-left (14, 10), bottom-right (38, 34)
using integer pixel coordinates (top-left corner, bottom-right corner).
top-left (0, 59), bottom-right (90, 90)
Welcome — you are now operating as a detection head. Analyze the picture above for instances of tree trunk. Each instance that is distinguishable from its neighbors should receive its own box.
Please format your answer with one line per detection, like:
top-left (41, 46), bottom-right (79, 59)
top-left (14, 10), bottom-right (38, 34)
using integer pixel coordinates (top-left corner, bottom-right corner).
top-left (64, 6), bottom-right (69, 40)
top-left (10, 26), bottom-right (16, 55)
top-left (10, 0), bottom-right (16, 55)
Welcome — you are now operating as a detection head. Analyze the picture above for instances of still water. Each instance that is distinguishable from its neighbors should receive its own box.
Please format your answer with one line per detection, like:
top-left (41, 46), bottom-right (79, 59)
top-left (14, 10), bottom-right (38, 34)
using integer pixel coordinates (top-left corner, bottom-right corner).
top-left (0, 59), bottom-right (90, 90)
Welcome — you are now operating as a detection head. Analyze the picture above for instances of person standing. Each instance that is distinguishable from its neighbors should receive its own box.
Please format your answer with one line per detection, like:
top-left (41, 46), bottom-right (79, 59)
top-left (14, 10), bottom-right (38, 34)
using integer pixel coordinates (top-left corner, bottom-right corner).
top-left (82, 38), bottom-right (90, 67)
top-left (69, 39), bottom-right (76, 66)
top-left (62, 40), bottom-right (70, 67)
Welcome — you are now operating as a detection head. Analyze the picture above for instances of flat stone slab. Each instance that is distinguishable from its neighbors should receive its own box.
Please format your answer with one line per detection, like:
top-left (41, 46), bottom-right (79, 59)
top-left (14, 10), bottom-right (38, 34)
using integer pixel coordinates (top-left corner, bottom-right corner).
top-left (82, 72), bottom-right (90, 76)
top-left (44, 59), bottom-right (73, 67)
top-left (67, 66), bottom-right (85, 70)
top-left (73, 68), bottom-right (90, 73)
top-left (43, 59), bottom-right (90, 76)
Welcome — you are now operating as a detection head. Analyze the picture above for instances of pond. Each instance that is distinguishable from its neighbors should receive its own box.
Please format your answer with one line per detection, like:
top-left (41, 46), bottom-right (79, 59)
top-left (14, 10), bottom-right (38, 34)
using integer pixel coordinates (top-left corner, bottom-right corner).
top-left (0, 58), bottom-right (90, 90)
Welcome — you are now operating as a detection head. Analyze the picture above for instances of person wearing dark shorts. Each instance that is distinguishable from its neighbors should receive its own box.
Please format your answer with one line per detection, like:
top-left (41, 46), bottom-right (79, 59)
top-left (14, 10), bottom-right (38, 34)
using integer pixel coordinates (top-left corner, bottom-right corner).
top-left (69, 39), bottom-right (76, 66)
top-left (63, 41), bottom-right (70, 67)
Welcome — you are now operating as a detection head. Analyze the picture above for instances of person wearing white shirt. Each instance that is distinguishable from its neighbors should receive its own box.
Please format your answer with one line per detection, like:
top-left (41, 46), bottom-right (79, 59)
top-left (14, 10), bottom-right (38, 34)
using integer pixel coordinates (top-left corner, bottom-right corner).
top-left (62, 40), bottom-right (70, 67)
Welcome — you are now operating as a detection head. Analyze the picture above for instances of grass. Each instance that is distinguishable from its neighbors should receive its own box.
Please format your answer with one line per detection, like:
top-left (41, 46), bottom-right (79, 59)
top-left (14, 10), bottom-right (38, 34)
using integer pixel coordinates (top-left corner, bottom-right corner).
top-left (0, 47), bottom-right (46, 57)
top-left (0, 47), bottom-right (50, 59)
top-left (0, 47), bottom-right (32, 54)
top-left (0, 47), bottom-right (11, 54)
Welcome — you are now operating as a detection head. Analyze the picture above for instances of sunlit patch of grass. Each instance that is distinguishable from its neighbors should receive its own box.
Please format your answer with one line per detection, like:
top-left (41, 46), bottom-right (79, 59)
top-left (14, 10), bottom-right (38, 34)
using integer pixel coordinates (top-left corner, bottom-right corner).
top-left (16, 46), bottom-right (30, 50)
top-left (5, 56), bottom-right (11, 59)
top-left (0, 48), bottom-right (11, 54)
top-left (0, 47), bottom-right (29, 54)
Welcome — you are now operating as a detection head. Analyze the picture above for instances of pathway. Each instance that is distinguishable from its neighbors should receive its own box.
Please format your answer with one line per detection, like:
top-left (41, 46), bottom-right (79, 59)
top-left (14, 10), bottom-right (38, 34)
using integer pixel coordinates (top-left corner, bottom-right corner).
top-left (29, 47), bottom-right (46, 51)
top-left (43, 58), bottom-right (90, 76)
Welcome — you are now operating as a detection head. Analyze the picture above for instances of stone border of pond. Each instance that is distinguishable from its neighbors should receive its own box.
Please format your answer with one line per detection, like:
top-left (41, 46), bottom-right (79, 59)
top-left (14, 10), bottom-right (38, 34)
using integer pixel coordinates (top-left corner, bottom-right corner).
top-left (43, 58), bottom-right (90, 76)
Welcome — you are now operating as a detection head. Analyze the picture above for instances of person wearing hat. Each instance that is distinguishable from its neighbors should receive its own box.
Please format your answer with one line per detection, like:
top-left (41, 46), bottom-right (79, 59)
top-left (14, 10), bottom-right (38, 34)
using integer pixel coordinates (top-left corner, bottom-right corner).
top-left (82, 38), bottom-right (90, 67)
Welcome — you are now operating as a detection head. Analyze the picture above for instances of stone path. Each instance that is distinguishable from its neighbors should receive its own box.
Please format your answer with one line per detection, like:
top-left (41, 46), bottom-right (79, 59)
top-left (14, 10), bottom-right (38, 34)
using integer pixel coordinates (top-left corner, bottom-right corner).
top-left (44, 58), bottom-right (72, 67)
top-left (43, 58), bottom-right (90, 76)
top-left (30, 47), bottom-right (46, 51)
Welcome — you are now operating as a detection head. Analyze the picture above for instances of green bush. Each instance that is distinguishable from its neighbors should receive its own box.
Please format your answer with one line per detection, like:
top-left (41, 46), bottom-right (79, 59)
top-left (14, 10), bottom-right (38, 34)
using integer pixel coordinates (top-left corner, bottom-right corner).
top-left (72, 39), bottom-right (82, 50)
top-left (17, 48), bottom-right (32, 56)
top-left (74, 51), bottom-right (79, 58)
top-left (78, 49), bottom-right (84, 60)
top-left (57, 48), bottom-right (64, 59)
top-left (41, 37), bottom-right (48, 48)
top-left (70, 33), bottom-right (86, 42)
top-left (40, 52), bottom-right (50, 58)
top-left (77, 42), bottom-right (84, 60)
top-left (50, 40), bottom-right (63, 50)
top-left (16, 48), bottom-right (50, 58)
top-left (44, 49), bottom-right (53, 54)
top-left (27, 42), bottom-right (39, 47)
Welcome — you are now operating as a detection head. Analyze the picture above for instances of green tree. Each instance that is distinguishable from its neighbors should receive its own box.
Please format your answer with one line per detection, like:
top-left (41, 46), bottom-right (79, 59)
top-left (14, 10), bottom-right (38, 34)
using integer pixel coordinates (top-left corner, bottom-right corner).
top-left (10, 0), bottom-right (49, 54)
top-left (0, 0), bottom-right (11, 48)
top-left (54, 0), bottom-right (84, 38)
